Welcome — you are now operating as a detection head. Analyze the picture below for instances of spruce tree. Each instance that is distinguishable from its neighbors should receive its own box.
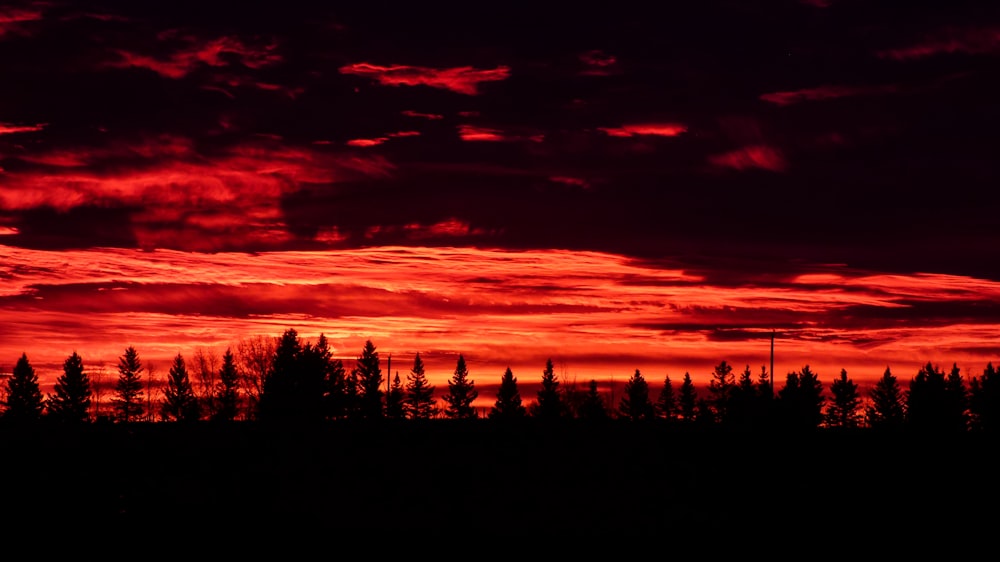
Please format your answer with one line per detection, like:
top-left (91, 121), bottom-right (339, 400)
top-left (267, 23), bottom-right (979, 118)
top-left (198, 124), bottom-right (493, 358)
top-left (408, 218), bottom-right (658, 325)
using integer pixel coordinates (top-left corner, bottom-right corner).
top-left (944, 363), bottom-right (968, 432)
top-left (968, 362), bottom-right (999, 431)
top-left (443, 354), bottom-right (478, 419)
top-left (532, 358), bottom-right (566, 420)
top-left (161, 353), bottom-right (200, 422)
top-left (906, 362), bottom-right (948, 431)
top-left (678, 372), bottom-right (697, 423)
top-left (46, 351), bottom-right (92, 423)
top-left (323, 336), bottom-right (348, 421)
top-left (866, 367), bottom-right (905, 429)
top-left (728, 365), bottom-right (758, 428)
top-left (385, 372), bottom-right (405, 419)
top-left (826, 368), bottom-right (861, 429)
top-left (708, 360), bottom-right (735, 423)
top-left (355, 340), bottom-right (384, 420)
top-left (617, 369), bottom-right (654, 421)
top-left (213, 348), bottom-right (241, 421)
top-left (577, 379), bottom-right (608, 421)
top-left (4, 353), bottom-right (44, 423)
top-left (112, 346), bottom-right (144, 423)
top-left (656, 374), bottom-right (676, 421)
top-left (404, 353), bottom-right (435, 420)
top-left (490, 367), bottom-right (526, 419)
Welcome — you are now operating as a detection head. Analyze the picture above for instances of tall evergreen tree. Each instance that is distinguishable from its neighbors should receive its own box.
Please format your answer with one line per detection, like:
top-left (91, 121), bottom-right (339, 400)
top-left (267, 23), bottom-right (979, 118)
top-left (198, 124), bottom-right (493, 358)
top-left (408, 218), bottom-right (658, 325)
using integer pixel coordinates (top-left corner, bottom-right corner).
top-left (617, 369), bottom-right (654, 421)
top-left (577, 379), bottom-right (608, 421)
top-left (490, 367), bottom-right (526, 419)
top-left (322, 336), bottom-right (348, 421)
top-left (532, 358), bottom-right (566, 420)
top-left (728, 364), bottom-right (760, 428)
top-left (443, 354), bottom-right (478, 419)
top-left (944, 363), bottom-right (968, 432)
top-left (258, 329), bottom-right (327, 422)
top-left (776, 365), bottom-right (825, 430)
top-left (404, 353), bottom-right (435, 420)
top-left (213, 348), bottom-right (240, 421)
top-left (3, 353), bottom-right (43, 423)
top-left (355, 340), bottom-right (384, 420)
top-left (708, 360), bottom-right (736, 423)
top-left (678, 372), bottom-right (697, 423)
top-left (906, 362), bottom-right (948, 431)
top-left (46, 351), bottom-right (92, 423)
top-left (968, 362), bottom-right (999, 431)
top-left (112, 346), bottom-right (144, 423)
top-left (385, 372), bottom-right (406, 420)
top-left (826, 368), bottom-right (861, 429)
top-left (161, 353), bottom-right (200, 422)
top-left (656, 374), bottom-right (676, 421)
top-left (866, 367), bottom-right (905, 429)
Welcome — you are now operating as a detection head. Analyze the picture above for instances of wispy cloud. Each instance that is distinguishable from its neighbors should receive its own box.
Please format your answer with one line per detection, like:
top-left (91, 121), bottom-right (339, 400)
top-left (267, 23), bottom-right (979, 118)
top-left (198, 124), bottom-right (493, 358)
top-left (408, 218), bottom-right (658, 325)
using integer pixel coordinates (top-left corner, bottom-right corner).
top-left (879, 27), bottom-right (1000, 60)
top-left (598, 123), bottom-right (687, 137)
top-left (759, 84), bottom-right (898, 106)
top-left (708, 145), bottom-right (787, 172)
top-left (339, 62), bottom-right (511, 95)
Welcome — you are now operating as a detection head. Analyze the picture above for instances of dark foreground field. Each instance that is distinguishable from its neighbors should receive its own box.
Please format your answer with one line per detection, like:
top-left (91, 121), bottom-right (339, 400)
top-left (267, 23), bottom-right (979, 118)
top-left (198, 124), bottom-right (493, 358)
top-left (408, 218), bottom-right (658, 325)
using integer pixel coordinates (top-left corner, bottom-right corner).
top-left (3, 421), bottom-right (998, 542)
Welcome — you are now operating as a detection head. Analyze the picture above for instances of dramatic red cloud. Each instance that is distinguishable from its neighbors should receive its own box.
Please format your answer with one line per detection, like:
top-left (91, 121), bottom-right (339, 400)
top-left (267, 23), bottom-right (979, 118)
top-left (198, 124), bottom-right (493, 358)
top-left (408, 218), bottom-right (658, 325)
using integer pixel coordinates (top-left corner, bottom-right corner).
top-left (598, 123), bottom-right (687, 137)
top-left (879, 27), bottom-right (1000, 60)
top-left (0, 7), bottom-right (43, 36)
top-left (759, 84), bottom-right (897, 106)
top-left (579, 49), bottom-right (617, 75)
top-left (0, 122), bottom-right (45, 135)
top-left (347, 138), bottom-right (387, 147)
top-left (401, 110), bottom-right (444, 120)
top-left (3, 244), bottom-right (1000, 405)
top-left (109, 35), bottom-right (282, 79)
top-left (457, 124), bottom-right (504, 141)
top-left (339, 62), bottom-right (511, 95)
top-left (708, 145), bottom-right (787, 172)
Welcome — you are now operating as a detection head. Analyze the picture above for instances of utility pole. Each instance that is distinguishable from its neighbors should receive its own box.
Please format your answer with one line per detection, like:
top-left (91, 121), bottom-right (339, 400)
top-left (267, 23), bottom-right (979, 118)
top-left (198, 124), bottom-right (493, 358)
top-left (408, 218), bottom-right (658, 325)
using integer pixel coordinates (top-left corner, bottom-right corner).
top-left (770, 330), bottom-right (775, 398)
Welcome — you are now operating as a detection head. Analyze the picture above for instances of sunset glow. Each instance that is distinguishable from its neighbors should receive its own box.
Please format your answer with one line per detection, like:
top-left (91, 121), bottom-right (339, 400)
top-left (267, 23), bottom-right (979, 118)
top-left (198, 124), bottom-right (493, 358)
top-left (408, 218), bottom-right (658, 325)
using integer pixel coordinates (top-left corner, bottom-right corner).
top-left (2, 0), bottom-right (999, 406)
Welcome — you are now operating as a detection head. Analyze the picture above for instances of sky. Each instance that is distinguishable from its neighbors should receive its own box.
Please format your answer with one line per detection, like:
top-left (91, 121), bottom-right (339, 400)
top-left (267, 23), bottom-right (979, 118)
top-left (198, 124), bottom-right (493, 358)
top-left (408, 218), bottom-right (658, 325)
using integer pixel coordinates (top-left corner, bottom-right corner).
top-left (2, 0), bottom-right (1000, 401)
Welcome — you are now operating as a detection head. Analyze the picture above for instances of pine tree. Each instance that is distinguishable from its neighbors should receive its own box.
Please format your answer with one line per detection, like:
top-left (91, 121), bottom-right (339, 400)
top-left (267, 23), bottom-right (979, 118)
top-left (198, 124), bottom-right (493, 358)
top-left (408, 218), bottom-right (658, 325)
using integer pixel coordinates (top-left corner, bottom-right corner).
top-left (112, 346), bottom-right (144, 423)
top-left (385, 372), bottom-right (406, 419)
top-left (404, 353), bottom-right (435, 420)
top-left (826, 368), bottom-right (861, 429)
top-left (355, 340), bottom-right (383, 420)
top-left (678, 372), bottom-right (697, 423)
top-left (161, 353), bottom-right (200, 422)
top-left (213, 348), bottom-right (240, 421)
top-left (656, 374), bottom-right (676, 421)
top-left (490, 367), bottom-right (526, 419)
top-left (3, 353), bottom-right (43, 423)
top-left (866, 367), bottom-right (905, 429)
top-left (728, 364), bottom-right (759, 428)
top-left (708, 360), bottom-right (735, 423)
top-left (968, 362), bottom-right (999, 431)
top-left (944, 363), bottom-right (968, 432)
top-left (617, 369), bottom-right (654, 421)
top-left (323, 336), bottom-right (348, 421)
top-left (443, 354), bottom-right (478, 419)
top-left (532, 358), bottom-right (566, 420)
top-left (577, 379), bottom-right (608, 421)
top-left (906, 362), bottom-right (948, 431)
top-left (46, 351), bottom-right (92, 423)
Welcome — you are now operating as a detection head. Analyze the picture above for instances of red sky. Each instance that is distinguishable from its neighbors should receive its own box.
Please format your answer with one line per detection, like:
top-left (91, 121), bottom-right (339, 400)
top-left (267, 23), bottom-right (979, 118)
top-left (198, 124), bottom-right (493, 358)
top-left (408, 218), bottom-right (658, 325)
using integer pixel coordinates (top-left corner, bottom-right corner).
top-left (2, 0), bottom-right (1000, 400)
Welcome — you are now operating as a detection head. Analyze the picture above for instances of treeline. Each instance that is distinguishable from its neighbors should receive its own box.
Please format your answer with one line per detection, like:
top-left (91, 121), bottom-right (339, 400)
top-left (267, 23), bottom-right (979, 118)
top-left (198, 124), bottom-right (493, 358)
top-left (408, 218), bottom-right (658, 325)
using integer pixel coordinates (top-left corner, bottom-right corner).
top-left (2, 327), bottom-right (999, 432)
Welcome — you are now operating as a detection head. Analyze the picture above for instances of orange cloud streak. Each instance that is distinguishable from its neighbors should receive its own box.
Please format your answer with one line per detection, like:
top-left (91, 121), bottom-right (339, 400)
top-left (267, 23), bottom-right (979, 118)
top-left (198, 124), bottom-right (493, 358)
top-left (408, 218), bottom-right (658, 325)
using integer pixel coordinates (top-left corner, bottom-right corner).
top-left (598, 123), bottom-right (687, 137)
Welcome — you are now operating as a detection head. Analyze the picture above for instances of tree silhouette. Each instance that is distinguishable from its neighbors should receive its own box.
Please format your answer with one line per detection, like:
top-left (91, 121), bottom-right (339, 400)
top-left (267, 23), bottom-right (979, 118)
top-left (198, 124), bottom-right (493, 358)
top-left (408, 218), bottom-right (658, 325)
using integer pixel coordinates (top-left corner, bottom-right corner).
top-left (708, 360), bottom-right (735, 423)
top-left (776, 365), bottom-right (824, 430)
top-left (656, 374), bottom-right (676, 421)
top-left (577, 379), bottom-right (608, 421)
top-left (161, 353), bottom-right (200, 422)
top-left (826, 368), bottom-right (861, 429)
top-left (678, 372), bottom-right (697, 423)
top-left (385, 372), bottom-right (405, 420)
top-left (112, 346), bottom-right (144, 423)
top-left (866, 367), bottom-right (905, 429)
top-left (354, 340), bottom-right (384, 420)
top-left (443, 354), bottom-right (478, 420)
top-left (490, 367), bottom-right (526, 419)
top-left (235, 335), bottom-right (274, 420)
top-left (944, 363), bottom-right (968, 432)
top-left (404, 353), bottom-right (435, 420)
top-left (321, 335), bottom-right (348, 421)
top-left (968, 362), bottom-right (999, 431)
top-left (213, 348), bottom-right (240, 422)
top-left (906, 362), bottom-right (948, 431)
top-left (728, 364), bottom-right (759, 428)
top-left (617, 369), bottom-right (654, 421)
top-left (45, 351), bottom-right (92, 423)
top-left (532, 358), bottom-right (566, 420)
top-left (3, 353), bottom-right (43, 423)
top-left (258, 329), bottom-right (327, 422)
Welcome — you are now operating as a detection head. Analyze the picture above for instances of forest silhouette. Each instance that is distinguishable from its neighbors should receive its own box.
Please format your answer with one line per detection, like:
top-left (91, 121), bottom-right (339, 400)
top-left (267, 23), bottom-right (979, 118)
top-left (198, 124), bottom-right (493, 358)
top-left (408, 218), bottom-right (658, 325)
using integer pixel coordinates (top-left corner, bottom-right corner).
top-left (2, 327), bottom-right (998, 537)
